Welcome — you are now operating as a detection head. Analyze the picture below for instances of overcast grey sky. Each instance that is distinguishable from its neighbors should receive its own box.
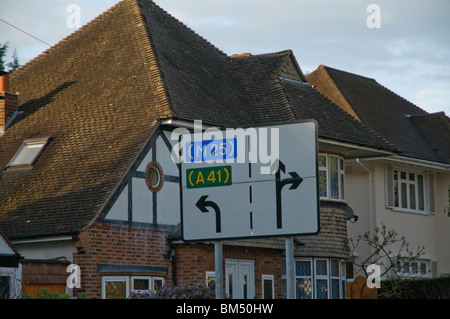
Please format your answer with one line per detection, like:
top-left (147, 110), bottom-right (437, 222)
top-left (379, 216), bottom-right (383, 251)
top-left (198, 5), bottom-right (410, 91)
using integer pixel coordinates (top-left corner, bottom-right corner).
top-left (1, 0), bottom-right (449, 114)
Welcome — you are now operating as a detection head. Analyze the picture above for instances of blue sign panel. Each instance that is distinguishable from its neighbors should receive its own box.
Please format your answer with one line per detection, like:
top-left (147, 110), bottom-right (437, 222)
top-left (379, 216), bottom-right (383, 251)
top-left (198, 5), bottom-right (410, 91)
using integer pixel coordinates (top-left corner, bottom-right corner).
top-left (186, 138), bottom-right (237, 162)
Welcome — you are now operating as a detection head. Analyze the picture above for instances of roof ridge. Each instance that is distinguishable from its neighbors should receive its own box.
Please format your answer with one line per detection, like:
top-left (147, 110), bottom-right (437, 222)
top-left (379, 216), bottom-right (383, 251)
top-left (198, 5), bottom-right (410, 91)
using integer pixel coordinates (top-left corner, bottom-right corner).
top-left (291, 79), bottom-right (398, 151)
top-left (143, 0), bottom-right (229, 59)
top-left (133, 0), bottom-right (174, 117)
top-left (320, 65), bottom-right (430, 116)
top-left (370, 79), bottom-right (429, 115)
top-left (11, 0), bottom-right (130, 78)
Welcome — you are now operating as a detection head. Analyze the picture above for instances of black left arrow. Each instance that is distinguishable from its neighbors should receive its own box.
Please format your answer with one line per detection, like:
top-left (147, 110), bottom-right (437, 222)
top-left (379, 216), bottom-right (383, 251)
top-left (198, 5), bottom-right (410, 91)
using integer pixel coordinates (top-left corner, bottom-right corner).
top-left (196, 195), bottom-right (221, 233)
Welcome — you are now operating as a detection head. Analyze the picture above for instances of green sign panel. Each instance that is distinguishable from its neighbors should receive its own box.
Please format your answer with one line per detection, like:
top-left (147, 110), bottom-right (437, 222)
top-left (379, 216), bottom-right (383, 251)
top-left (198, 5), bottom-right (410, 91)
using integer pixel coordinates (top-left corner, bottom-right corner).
top-left (186, 166), bottom-right (232, 189)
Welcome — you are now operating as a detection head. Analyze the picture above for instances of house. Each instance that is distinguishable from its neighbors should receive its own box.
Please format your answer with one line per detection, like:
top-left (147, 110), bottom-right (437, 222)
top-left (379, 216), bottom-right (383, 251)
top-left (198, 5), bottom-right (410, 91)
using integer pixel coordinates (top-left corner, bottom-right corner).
top-left (0, 231), bottom-right (22, 299)
top-left (307, 65), bottom-right (450, 280)
top-left (0, 0), bottom-right (438, 300)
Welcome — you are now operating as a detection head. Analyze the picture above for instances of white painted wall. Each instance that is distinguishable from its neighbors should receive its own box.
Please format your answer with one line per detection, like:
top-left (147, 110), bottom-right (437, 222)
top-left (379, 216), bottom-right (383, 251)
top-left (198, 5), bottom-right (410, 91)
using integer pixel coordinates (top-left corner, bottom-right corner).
top-left (346, 159), bottom-right (450, 277)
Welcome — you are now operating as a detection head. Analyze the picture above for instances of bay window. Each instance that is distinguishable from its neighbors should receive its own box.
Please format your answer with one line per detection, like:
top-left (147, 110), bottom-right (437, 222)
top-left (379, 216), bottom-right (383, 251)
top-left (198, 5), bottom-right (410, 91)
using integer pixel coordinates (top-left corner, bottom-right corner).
top-left (282, 258), bottom-right (346, 299)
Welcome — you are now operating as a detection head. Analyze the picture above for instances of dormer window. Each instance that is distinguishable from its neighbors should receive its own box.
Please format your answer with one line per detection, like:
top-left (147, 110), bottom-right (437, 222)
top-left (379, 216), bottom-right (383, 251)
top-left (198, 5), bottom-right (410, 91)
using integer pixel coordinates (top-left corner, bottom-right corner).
top-left (6, 137), bottom-right (50, 170)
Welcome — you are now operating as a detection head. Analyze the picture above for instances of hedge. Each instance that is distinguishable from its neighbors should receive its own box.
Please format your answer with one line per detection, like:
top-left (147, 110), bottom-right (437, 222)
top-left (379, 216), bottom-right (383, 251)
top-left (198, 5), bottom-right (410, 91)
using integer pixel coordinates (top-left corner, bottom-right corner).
top-left (379, 276), bottom-right (450, 299)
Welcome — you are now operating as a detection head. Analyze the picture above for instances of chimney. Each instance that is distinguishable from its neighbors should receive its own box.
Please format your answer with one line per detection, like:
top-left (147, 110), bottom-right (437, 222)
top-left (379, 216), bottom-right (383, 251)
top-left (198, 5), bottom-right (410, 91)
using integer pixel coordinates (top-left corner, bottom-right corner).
top-left (0, 72), bottom-right (18, 135)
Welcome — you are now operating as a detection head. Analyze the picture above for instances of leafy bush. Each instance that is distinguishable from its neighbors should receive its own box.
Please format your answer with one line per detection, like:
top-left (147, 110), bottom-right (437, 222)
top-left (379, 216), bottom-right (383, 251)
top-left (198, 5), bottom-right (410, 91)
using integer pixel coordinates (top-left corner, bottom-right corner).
top-left (23, 288), bottom-right (70, 299)
top-left (129, 280), bottom-right (215, 299)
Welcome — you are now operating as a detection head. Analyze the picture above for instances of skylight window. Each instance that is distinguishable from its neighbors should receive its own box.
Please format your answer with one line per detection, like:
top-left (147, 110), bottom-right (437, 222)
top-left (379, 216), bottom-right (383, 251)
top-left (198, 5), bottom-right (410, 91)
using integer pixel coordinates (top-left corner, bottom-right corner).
top-left (7, 138), bottom-right (50, 169)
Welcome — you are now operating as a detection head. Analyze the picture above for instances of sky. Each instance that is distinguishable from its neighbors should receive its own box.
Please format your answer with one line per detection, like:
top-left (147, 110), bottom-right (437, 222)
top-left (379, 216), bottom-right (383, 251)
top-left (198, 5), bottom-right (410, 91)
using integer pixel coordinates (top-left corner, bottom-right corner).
top-left (0, 0), bottom-right (449, 114)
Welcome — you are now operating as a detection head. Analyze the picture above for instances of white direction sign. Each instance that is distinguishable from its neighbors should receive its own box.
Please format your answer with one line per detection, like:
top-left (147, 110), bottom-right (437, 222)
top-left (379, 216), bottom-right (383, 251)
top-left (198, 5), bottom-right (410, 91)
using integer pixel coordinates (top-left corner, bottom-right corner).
top-left (179, 120), bottom-right (319, 242)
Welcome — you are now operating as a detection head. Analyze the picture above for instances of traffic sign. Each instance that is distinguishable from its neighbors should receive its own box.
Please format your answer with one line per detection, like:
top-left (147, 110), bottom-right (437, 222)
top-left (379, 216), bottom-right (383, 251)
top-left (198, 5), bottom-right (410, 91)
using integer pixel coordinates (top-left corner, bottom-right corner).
top-left (179, 120), bottom-right (320, 242)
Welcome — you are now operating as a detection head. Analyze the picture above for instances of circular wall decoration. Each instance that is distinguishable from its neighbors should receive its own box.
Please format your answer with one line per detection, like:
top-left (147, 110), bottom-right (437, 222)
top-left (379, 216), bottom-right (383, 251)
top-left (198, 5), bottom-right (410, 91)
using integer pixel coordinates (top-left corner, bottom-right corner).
top-left (145, 161), bottom-right (164, 192)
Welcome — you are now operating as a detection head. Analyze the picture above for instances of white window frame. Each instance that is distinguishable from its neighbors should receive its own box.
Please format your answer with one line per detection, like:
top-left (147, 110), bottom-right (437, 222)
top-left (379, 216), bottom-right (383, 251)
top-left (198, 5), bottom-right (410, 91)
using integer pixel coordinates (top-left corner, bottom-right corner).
top-left (131, 276), bottom-right (151, 292)
top-left (319, 153), bottom-right (345, 202)
top-left (396, 259), bottom-right (430, 278)
top-left (7, 137), bottom-right (50, 169)
top-left (314, 259), bottom-right (329, 299)
top-left (283, 258), bottom-right (347, 299)
top-left (389, 167), bottom-right (431, 214)
top-left (262, 274), bottom-right (274, 299)
top-left (205, 271), bottom-right (216, 289)
top-left (152, 276), bottom-right (165, 291)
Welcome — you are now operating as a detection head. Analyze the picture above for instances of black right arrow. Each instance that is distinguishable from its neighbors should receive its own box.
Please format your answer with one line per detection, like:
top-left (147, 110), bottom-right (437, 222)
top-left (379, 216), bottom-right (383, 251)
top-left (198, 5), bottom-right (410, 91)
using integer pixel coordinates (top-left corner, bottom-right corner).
top-left (275, 160), bottom-right (303, 229)
top-left (196, 195), bottom-right (221, 233)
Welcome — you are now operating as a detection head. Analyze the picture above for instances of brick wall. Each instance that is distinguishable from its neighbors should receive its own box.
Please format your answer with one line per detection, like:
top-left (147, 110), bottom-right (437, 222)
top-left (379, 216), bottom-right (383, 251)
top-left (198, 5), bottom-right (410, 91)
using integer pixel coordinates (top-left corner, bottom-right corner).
top-left (73, 223), bottom-right (172, 298)
top-left (0, 92), bottom-right (18, 134)
top-left (174, 243), bottom-right (283, 299)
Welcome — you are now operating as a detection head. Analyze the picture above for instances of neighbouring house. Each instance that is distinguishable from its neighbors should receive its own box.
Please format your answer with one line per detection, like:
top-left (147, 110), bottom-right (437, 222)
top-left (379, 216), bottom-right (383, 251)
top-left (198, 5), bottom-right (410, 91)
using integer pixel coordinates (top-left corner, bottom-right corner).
top-left (307, 65), bottom-right (450, 281)
top-left (0, 230), bottom-right (22, 299)
top-left (1, 0), bottom-right (445, 300)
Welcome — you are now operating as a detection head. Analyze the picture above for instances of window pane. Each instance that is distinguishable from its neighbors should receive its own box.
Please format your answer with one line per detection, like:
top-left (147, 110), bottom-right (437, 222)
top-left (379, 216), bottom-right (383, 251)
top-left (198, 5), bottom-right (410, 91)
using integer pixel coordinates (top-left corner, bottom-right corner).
top-left (10, 143), bottom-right (45, 166)
top-left (331, 279), bottom-right (340, 299)
top-left (401, 183), bottom-right (408, 208)
top-left (418, 175), bottom-right (424, 210)
top-left (316, 260), bottom-right (328, 276)
top-left (296, 278), bottom-right (312, 299)
top-left (319, 171), bottom-right (327, 198)
top-left (394, 170), bottom-right (399, 207)
top-left (411, 262), bottom-right (418, 274)
top-left (319, 155), bottom-right (327, 168)
top-left (329, 156), bottom-right (339, 199)
top-left (420, 263), bottom-right (427, 275)
top-left (400, 171), bottom-right (407, 180)
top-left (409, 184), bottom-right (416, 209)
top-left (154, 278), bottom-right (164, 291)
top-left (133, 278), bottom-right (149, 290)
top-left (263, 278), bottom-right (273, 299)
top-left (331, 260), bottom-right (340, 277)
top-left (340, 172), bottom-right (345, 200)
top-left (316, 279), bottom-right (328, 299)
top-left (105, 281), bottom-right (127, 299)
top-left (296, 260), bottom-right (311, 276)
top-left (0, 276), bottom-right (10, 299)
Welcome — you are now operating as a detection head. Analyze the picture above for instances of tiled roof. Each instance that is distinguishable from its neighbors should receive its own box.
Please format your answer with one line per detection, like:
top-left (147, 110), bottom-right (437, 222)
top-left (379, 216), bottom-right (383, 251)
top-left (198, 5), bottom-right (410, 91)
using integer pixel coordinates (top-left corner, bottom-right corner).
top-left (232, 52), bottom-right (396, 150)
top-left (307, 65), bottom-right (450, 164)
top-left (0, 0), bottom-right (401, 240)
top-left (0, 0), bottom-right (172, 239)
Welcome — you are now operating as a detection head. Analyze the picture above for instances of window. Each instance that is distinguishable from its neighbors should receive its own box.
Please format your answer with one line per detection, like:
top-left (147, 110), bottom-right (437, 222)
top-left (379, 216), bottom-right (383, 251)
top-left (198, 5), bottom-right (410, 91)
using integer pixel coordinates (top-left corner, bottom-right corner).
top-left (315, 259), bottom-right (328, 299)
top-left (206, 271), bottom-right (216, 290)
top-left (7, 137), bottom-right (50, 169)
top-left (262, 275), bottom-right (274, 299)
top-left (102, 276), bottom-right (129, 299)
top-left (388, 166), bottom-right (432, 213)
top-left (282, 258), bottom-right (346, 299)
top-left (395, 259), bottom-right (429, 278)
top-left (319, 154), bottom-right (345, 201)
top-left (295, 260), bottom-right (312, 299)
top-left (0, 276), bottom-right (10, 299)
top-left (102, 275), bottom-right (165, 299)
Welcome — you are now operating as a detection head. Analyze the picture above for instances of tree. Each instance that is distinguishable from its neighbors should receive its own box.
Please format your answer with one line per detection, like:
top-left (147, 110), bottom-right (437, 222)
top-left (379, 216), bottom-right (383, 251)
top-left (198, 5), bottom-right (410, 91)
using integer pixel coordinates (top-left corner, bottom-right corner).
top-left (346, 224), bottom-right (425, 298)
top-left (0, 42), bottom-right (20, 72)
top-left (0, 42), bottom-right (8, 72)
top-left (7, 48), bottom-right (20, 71)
